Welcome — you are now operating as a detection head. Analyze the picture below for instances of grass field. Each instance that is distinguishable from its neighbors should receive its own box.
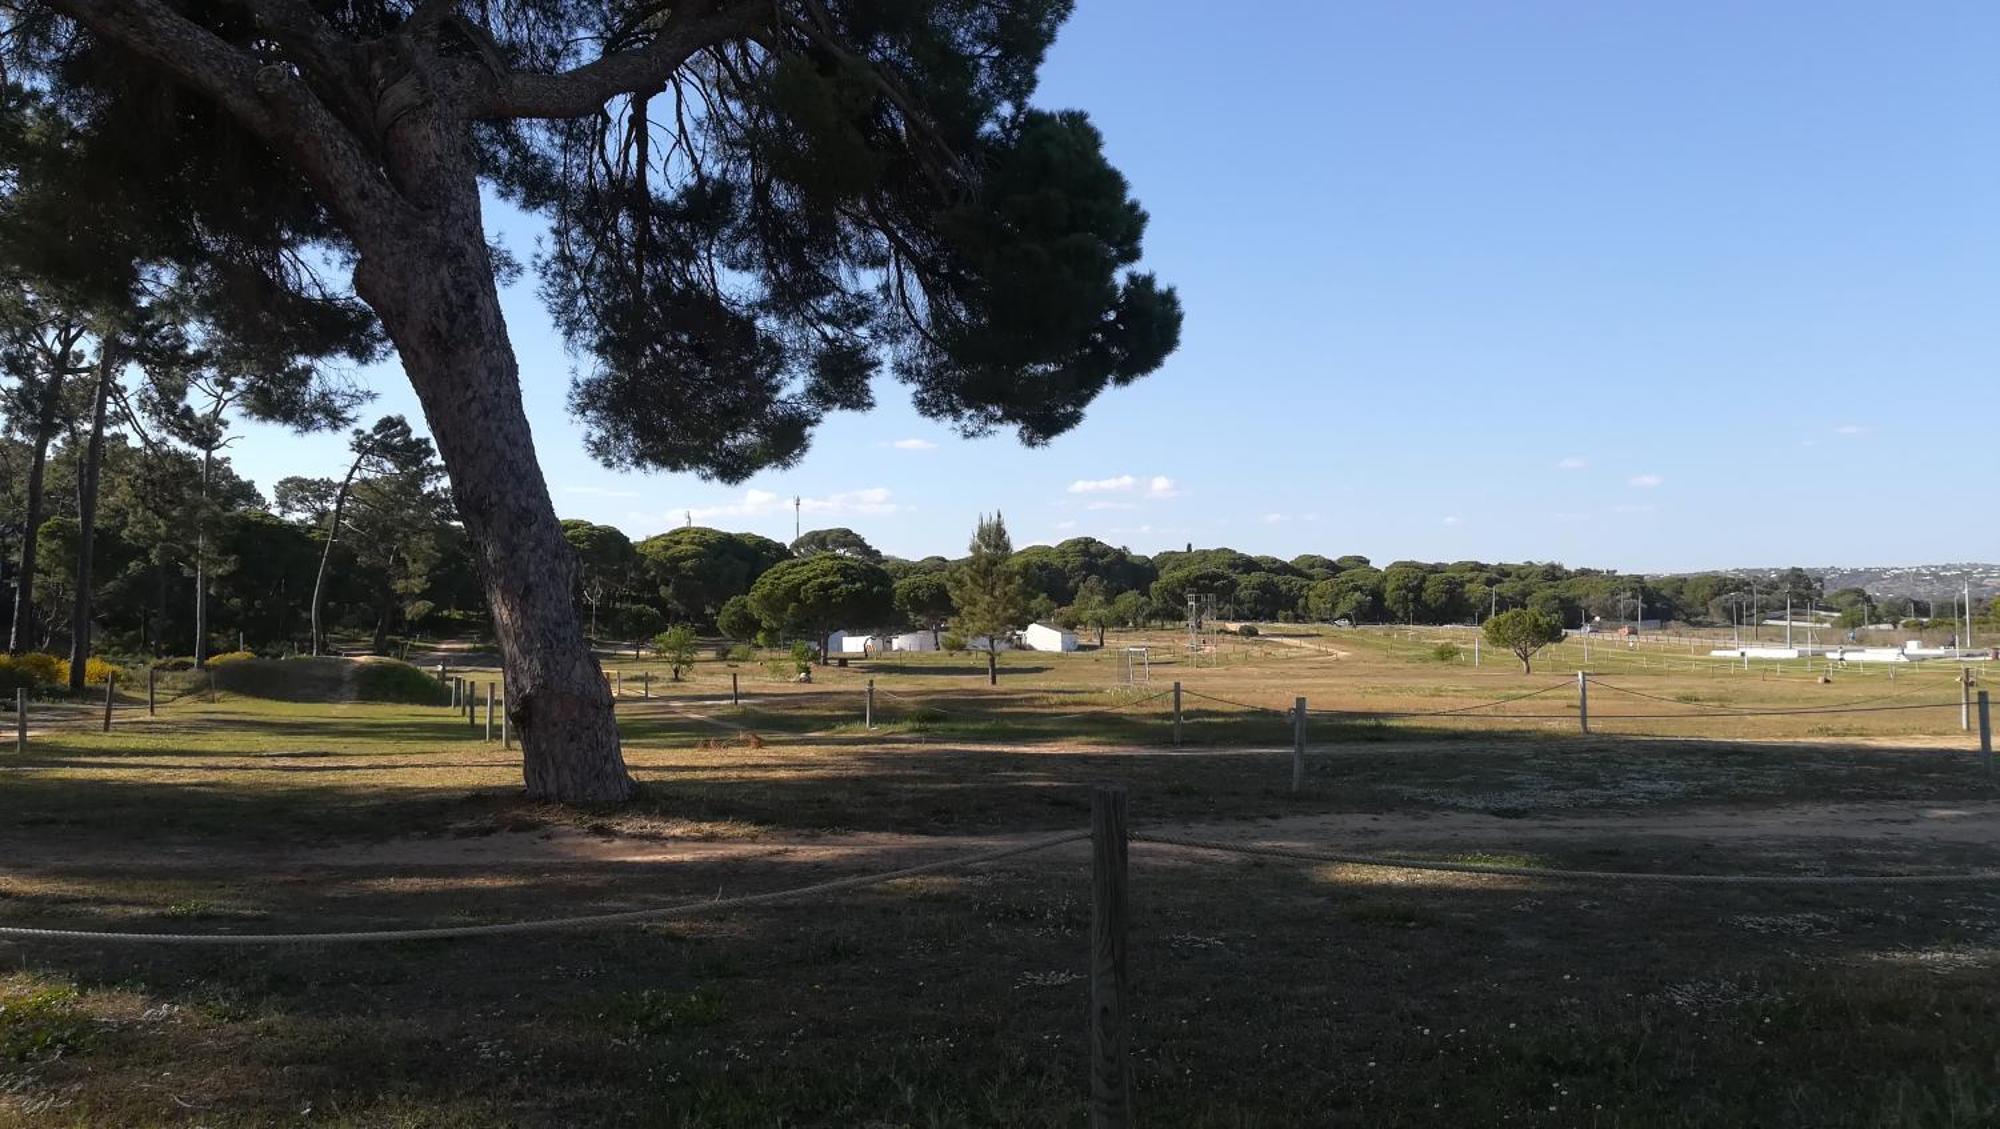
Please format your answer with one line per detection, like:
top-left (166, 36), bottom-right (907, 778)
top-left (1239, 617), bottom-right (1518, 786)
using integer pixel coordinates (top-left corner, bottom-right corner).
top-left (0, 628), bottom-right (1994, 1126)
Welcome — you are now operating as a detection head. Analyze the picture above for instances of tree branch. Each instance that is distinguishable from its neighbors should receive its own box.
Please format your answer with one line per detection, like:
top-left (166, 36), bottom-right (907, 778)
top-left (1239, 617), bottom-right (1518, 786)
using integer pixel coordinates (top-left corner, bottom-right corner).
top-left (478, 3), bottom-right (763, 119)
top-left (44, 0), bottom-right (414, 245)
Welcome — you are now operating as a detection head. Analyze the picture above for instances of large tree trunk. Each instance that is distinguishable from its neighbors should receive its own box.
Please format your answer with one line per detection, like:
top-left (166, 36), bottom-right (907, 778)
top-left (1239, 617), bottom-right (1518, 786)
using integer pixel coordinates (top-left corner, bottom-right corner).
top-left (986, 644), bottom-right (997, 685)
top-left (192, 449), bottom-right (211, 668)
top-left (351, 154), bottom-right (629, 804)
top-left (66, 346), bottom-right (115, 691)
top-left (7, 354), bottom-right (68, 654)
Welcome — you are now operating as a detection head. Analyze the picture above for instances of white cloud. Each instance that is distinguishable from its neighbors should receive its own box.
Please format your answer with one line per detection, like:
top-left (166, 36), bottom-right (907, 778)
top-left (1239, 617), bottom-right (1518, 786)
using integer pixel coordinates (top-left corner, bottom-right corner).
top-left (1262, 512), bottom-right (1287, 524)
top-left (563, 485), bottom-right (639, 498)
top-left (682, 487), bottom-right (901, 522)
top-left (887, 438), bottom-right (937, 450)
top-left (1834, 424), bottom-right (1870, 437)
top-left (1067, 473), bottom-right (1180, 499)
top-left (1627, 473), bottom-right (1663, 488)
top-left (1442, 515), bottom-right (1462, 526)
top-left (1069, 474), bottom-right (1138, 494)
top-left (1556, 456), bottom-right (1588, 471)
top-left (1085, 501), bottom-right (1137, 511)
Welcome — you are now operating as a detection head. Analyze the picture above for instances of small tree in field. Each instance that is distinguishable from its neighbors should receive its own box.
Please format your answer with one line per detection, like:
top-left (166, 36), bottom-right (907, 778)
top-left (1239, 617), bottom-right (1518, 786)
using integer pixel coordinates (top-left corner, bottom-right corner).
top-left (653, 626), bottom-right (699, 681)
top-left (716, 596), bottom-right (761, 644)
top-left (1483, 609), bottom-right (1565, 674)
top-left (948, 514), bottom-right (1027, 686)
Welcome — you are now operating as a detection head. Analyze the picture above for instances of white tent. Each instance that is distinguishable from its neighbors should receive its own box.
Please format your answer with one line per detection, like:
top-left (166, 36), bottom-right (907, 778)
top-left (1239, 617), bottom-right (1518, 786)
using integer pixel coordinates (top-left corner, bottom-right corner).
top-left (890, 632), bottom-right (938, 652)
top-left (1022, 622), bottom-right (1078, 653)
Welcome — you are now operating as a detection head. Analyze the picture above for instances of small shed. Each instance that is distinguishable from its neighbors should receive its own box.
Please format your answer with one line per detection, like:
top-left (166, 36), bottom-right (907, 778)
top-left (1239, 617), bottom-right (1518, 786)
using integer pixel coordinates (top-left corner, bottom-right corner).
top-left (1022, 622), bottom-right (1078, 653)
top-left (890, 632), bottom-right (938, 652)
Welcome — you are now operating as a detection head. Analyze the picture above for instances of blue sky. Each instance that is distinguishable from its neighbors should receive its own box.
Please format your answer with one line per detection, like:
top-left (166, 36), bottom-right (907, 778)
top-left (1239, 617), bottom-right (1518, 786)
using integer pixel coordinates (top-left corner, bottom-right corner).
top-left (228, 1), bottom-right (1998, 571)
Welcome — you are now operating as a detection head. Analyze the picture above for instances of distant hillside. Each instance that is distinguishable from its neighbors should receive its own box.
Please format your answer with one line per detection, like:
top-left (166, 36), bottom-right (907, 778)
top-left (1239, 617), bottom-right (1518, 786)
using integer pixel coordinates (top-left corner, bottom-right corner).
top-left (1696, 564), bottom-right (2000, 601)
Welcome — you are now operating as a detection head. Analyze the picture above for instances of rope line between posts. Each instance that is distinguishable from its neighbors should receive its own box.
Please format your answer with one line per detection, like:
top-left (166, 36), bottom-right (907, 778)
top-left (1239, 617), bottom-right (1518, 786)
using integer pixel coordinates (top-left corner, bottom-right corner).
top-left (1179, 689), bottom-right (1292, 716)
top-left (0, 831), bottom-right (1088, 946)
top-left (1132, 833), bottom-right (2000, 886)
top-left (1319, 680), bottom-right (1577, 720)
top-left (1582, 676), bottom-right (1938, 715)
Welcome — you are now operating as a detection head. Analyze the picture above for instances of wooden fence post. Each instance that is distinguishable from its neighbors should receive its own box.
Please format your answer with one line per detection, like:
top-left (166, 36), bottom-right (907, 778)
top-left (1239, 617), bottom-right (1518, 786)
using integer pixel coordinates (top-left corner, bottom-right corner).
top-left (485, 682), bottom-right (495, 742)
top-left (731, 671), bottom-right (739, 706)
top-left (1963, 668), bottom-right (1973, 733)
top-left (642, 671), bottom-right (650, 699)
top-left (1292, 696), bottom-right (1306, 793)
top-left (103, 672), bottom-right (115, 733)
top-left (14, 689), bottom-right (25, 753)
top-left (1979, 691), bottom-right (1991, 774)
top-left (1577, 671), bottom-right (1589, 735)
top-left (866, 679), bottom-right (875, 729)
top-left (147, 666), bottom-right (156, 717)
top-left (1090, 784), bottom-right (1131, 1128)
top-left (1172, 681), bottom-right (1182, 748)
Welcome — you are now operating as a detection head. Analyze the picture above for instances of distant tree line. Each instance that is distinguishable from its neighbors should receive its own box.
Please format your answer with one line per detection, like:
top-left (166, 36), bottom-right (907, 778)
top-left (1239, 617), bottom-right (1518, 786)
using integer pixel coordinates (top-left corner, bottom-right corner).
top-left (6, 446), bottom-right (1995, 670)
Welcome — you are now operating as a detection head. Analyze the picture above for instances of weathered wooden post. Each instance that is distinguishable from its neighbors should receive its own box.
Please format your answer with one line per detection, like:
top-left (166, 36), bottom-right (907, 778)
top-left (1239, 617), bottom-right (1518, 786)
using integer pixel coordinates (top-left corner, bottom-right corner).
top-left (1577, 671), bottom-right (1590, 734)
top-left (1172, 681), bottom-right (1182, 747)
top-left (866, 679), bottom-right (875, 729)
top-left (1292, 696), bottom-right (1307, 793)
top-left (1979, 691), bottom-right (1991, 774)
top-left (451, 678), bottom-right (460, 710)
top-left (642, 670), bottom-right (650, 699)
top-left (731, 671), bottom-right (740, 706)
top-left (1090, 784), bottom-right (1131, 1128)
top-left (14, 689), bottom-right (25, 753)
top-left (147, 665), bottom-right (156, 716)
top-left (485, 682), bottom-right (495, 742)
top-left (103, 672), bottom-right (115, 733)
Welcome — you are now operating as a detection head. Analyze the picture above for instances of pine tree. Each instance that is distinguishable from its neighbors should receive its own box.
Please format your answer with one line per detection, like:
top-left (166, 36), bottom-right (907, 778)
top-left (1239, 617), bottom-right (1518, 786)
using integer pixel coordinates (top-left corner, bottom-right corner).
top-left (948, 514), bottom-right (1026, 686)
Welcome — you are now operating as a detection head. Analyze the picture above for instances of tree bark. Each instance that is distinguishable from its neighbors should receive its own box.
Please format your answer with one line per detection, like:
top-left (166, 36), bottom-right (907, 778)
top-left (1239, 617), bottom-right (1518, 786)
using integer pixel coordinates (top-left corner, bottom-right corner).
top-left (66, 345), bottom-right (116, 690)
top-left (8, 345), bottom-right (72, 654)
top-left (350, 140), bottom-right (630, 804)
top-left (987, 645), bottom-right (997, 685)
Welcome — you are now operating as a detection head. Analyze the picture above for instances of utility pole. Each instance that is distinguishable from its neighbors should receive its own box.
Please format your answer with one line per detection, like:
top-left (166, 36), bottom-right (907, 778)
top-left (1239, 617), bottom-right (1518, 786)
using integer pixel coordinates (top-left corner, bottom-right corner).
top-left (1786, 595), bottom-right (1793, 649)
top-left (1964, 580), bottom-right (1974, 655)
top-left (1751, 581), bottom-right (1760, 641)
top-left (794, 495), bottom-right (801, 544)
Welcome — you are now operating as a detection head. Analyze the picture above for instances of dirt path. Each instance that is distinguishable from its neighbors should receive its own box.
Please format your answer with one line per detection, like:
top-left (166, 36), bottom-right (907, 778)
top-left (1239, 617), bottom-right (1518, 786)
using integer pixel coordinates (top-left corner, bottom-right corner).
top-left (6, 798), bottom-right (1997, 875)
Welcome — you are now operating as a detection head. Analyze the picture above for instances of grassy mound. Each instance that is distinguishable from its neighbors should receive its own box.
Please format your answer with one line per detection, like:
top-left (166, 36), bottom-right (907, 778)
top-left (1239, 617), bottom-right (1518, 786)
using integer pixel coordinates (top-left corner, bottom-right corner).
top-left (353, 658), bottom-right (453, 705)
top-left (198, 657), bottom-right (450, 705)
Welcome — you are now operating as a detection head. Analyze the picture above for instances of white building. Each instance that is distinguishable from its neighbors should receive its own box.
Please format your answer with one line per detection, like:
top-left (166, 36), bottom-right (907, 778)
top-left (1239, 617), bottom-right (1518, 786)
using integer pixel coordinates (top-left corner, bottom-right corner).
top-left (1022, 622), bottom-right (1078, 653)
top-left (890, 631), bottom-right (938, 653)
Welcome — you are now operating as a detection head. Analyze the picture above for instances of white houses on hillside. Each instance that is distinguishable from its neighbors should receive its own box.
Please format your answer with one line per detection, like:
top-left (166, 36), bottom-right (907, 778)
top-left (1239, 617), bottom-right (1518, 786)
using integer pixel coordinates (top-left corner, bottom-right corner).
top-left (1022, 622), bottom-right (1078, 653)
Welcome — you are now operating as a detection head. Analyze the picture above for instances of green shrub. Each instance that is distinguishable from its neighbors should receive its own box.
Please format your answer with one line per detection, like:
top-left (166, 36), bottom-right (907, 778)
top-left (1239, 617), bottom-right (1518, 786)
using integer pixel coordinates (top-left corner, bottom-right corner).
top-left (0, 982), bottom-right (92, 1061)
top-left (1431, 643), bottom-right (1460, 663)
top-left (1237, 623), bottom-right (1259, 636)
top-left (353, 660), bottom-right (451, 705)
top-left (726, 644), bottom-right (755, 665)
top-left (940, 633), bottom-right (967, 653)
top-left (206, 650), bottom-right (258, 665)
